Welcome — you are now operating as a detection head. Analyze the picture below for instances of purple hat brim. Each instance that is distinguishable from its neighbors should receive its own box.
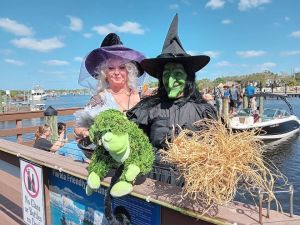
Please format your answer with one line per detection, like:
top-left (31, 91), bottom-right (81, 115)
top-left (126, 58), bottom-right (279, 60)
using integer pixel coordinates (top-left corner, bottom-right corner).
top-left (141, 55), bottom-right (210, 79)
top-left (85, 45), bottom-right (145, 78)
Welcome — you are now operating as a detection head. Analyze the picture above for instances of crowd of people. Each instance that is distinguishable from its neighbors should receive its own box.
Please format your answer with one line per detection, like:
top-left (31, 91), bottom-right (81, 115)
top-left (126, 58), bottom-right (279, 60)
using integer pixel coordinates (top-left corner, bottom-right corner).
top-left (212, 82), bottom-right (257, 117)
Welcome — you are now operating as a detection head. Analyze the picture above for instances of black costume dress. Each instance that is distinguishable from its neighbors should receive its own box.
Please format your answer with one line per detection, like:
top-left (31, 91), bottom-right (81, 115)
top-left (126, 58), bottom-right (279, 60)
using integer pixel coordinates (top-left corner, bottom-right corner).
top-left (127, 98), bottom-right (217, 151)
top-left (127, 97), bottom-right (217, 185)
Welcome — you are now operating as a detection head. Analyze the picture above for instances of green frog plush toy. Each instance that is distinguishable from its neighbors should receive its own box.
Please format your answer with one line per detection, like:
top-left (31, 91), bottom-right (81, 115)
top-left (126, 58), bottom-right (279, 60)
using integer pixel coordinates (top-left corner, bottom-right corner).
top-left (86, 109), bottom-right (154, 197)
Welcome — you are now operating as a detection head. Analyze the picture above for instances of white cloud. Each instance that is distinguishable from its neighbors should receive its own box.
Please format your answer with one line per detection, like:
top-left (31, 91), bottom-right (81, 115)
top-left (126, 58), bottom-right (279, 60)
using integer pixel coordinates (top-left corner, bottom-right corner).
top-left (68, 16), bottom-right (83, 32)
top-left (260, 62), bottom-right (276, 67)
top-left (215, 60), bottom-right (234, 67)
top-left (215, 61), bottom-right (248, 68)
top-left (83, 33), bottom-right (93, 38)
top-left (205, 0), bottom-right (225, 9)
top-left (295, 68), bottom-right (300, 72)
top-left (221, 19), bottom-right (232, 24)
top-left (74, 56), bottom-right (83, 62)
top-left (187, 50), bottom-right (221, 58)
top-left (169, 4), bottom-right (179, 10)
top-left (290, 30), bottom-right (300, 38)
top-left (10, 37), bottom-right (64, 52)
top-left (236, 50), bottom-right (266, 58)
top-left (258, 62), bottom-right (276, 70)
top-left (280, 50), bottom-right (300, 56)
top-left (203, 51), bottom-right (221, 58)
top-left (92, 21), bottom-right (145, 35)
top-left (238, 0), bottom-right (271, 11)
top-left (42, 60), bottom-right (69, 66)
top-left (0, 18), bottom-right (34, 36)
top-left (4, 58), bottom-right (24, 66)
top-left (186, 50), bottom-right (199, 56)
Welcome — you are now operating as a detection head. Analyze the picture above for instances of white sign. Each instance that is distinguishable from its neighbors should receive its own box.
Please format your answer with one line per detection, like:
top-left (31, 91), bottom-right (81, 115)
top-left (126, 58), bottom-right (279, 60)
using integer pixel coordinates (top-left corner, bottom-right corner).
top-left (20, 159), bottom-right (45, 225)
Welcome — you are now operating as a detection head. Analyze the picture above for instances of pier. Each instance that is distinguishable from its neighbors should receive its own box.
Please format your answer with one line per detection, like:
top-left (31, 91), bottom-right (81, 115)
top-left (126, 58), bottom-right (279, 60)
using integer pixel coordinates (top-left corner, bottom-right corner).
top-left (1, 108), bottom-right (300, 225)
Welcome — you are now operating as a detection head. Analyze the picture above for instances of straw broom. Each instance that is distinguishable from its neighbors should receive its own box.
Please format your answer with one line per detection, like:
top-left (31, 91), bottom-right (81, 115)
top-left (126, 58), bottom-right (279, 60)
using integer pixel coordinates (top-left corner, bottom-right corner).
top-left (161, 119), bottom-right (287, 207)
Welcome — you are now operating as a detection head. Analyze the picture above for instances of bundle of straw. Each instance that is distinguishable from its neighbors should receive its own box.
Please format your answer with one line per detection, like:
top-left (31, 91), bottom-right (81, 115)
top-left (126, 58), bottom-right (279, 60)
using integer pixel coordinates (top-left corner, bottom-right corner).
top-left (161, 119), bottom-right (286, 207)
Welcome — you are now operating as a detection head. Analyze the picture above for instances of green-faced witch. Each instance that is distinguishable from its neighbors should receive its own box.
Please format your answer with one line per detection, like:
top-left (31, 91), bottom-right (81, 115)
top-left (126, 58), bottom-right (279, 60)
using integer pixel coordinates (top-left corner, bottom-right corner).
top-left (127, 14), bottom-right (218, 159)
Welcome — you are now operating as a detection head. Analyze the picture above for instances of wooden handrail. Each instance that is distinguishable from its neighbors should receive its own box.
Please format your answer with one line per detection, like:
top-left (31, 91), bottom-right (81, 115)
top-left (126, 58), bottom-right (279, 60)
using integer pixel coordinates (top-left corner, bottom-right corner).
top-left (0, 107), bottom-right (81, 122)
top-left (0, 107), bottom-right (81, 145)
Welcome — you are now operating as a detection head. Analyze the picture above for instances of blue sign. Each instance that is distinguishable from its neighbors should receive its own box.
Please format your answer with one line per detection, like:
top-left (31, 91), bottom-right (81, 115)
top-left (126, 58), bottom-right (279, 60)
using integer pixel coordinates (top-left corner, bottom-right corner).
top-left (48, 169), bottom-right (161, 225)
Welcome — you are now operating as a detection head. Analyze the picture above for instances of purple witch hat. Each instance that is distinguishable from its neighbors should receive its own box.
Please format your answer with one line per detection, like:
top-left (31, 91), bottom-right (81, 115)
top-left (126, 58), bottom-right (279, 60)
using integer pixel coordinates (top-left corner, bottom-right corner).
top-left (84, 33), bottom-right (145, 78)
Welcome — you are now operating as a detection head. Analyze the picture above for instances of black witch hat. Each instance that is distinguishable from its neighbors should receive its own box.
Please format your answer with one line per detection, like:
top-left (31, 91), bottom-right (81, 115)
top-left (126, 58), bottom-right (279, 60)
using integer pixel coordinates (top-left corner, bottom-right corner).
top-left (141, 14), bottom-right (210, 79)
top-left (84, 33), bottom-right (145, 78)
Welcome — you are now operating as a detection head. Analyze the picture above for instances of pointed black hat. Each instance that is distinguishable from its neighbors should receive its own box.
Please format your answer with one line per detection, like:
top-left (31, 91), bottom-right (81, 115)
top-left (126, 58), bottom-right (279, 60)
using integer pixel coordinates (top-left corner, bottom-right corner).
top-left (141, 14), bottom-right (210, 79)
top-left (84, 33), bottom-right (145, 78)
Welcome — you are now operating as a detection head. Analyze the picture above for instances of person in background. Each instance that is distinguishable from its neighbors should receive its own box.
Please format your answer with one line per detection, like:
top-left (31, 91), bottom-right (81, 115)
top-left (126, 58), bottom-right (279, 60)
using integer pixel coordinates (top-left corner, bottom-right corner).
top-left (33, 124), bottom-right (65, 152)
top-left (57, 122), bottom-right (68, 143)
top-left (74, 33), bottom-right (145, 140)
top-left (56, 137), bottom-right (91, 163)
top-left (244, 82), bottom-right (256, 108)
top-left (229, 84), bottom-right (240, 115)
top-left (214, 83), bottom-right (224, 117)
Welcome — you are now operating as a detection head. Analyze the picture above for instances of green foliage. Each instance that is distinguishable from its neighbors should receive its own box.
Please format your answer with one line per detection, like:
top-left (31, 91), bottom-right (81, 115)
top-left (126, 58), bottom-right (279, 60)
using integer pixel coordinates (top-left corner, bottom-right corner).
top-left (88, 109), bottom-right (154, 181)
top-left (209, 71), bottom-right (299, 87)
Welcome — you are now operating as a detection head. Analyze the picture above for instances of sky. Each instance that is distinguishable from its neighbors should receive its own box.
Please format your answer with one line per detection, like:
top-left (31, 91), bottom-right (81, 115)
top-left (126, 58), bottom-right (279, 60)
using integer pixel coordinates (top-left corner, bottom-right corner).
top-left (0, 0), bottom-right (300, 90)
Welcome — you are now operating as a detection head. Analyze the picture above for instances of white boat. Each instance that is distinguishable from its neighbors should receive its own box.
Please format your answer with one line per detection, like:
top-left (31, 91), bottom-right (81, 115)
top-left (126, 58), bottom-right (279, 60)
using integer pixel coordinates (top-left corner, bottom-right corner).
top-left (30, 103), bottom-right (46, 111)
top-left (31, 85), bottom-right (47, 101)
top-left (229, 93), bottom-right (300, 140)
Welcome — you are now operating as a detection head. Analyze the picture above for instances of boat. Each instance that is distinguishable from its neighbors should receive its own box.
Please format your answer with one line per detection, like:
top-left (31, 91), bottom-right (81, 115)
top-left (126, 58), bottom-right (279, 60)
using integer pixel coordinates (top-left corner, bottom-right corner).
top-left (31, 85), bottom-right (47, 101)
top-left (229, 93), bottom-right (300, 140)
top-left (30, 103), bottom-right (46, 111)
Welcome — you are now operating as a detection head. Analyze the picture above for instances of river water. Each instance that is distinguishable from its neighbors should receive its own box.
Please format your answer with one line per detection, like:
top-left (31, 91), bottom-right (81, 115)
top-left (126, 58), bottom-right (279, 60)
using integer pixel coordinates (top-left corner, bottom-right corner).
top-left (1, 94), bottom-right (300, 215)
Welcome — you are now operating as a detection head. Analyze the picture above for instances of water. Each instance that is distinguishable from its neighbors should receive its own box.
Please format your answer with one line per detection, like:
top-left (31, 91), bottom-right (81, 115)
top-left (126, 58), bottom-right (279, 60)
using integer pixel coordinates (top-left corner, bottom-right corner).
top-left (261, 98), bottom-right (300, 215)
top-left (1, 94), bottom-right (300, 215)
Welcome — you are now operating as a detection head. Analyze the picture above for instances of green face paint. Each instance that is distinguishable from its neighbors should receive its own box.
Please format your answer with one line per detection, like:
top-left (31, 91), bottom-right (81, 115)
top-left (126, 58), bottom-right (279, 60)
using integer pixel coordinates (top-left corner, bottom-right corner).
top-left (162, 62), bottom-right (187, 98)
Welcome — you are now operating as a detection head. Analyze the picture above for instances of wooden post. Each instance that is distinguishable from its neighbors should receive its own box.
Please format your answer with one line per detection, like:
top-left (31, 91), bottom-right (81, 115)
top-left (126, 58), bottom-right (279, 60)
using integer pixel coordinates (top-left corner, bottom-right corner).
top-left (44, 106), bottom-right (58, 144)
top-left (16, 119), bottom-right (23, 143)
top-left (223, 98), bottom-right (229, 123)
top-left (243, 95), bottom-right (248, 109)
top-left (259, 96), bottom-right (264, 116)
top-left (0, 94), bottom-right (3, 113)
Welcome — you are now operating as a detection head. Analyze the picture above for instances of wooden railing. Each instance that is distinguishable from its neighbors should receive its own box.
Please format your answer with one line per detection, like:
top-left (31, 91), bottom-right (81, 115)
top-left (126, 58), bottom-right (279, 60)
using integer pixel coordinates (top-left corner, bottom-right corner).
top-left (0, 108), bottom-right (81, 146)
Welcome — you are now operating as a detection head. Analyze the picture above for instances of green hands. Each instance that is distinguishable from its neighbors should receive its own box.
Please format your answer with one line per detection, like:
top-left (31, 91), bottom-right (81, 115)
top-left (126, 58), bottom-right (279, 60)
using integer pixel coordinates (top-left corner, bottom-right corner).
top-left (163, 62), bottom-right (187, 98)
top-left (110, 164), bottom-right (140, 197)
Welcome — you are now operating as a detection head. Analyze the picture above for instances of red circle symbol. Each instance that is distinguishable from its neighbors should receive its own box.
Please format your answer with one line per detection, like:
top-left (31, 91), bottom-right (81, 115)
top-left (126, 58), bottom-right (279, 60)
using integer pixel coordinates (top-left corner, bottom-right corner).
top-left (23, 164), bottom-right (40, 198)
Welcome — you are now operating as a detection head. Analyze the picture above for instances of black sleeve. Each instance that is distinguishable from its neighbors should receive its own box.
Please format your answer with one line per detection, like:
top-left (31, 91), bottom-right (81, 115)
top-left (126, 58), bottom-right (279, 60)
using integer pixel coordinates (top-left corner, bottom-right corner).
top-left (33, 138), bottom-right (53, 151)
top-left (126, 102), bottom-right (151, 135)
top-left (198, 102), bottom-right (218, 120)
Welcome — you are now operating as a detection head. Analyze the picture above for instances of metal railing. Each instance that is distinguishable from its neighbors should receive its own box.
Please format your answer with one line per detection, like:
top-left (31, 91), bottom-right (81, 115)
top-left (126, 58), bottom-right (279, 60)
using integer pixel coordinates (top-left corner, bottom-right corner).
top-left (258, 184), bottom-right (294, 224)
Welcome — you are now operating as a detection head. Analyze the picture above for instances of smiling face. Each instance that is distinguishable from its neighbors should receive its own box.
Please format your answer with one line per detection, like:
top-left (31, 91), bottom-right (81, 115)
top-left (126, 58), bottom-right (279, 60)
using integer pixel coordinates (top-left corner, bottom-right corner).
top-left (105, 59), bottom-right (129, 89)
top-left (162, 62), bottom-right (187, 98)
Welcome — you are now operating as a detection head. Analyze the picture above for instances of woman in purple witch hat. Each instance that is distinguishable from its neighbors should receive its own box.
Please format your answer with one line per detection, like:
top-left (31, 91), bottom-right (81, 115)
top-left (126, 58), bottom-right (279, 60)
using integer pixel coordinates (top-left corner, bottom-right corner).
top-left (74, 33), bottom-right (146, 139)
